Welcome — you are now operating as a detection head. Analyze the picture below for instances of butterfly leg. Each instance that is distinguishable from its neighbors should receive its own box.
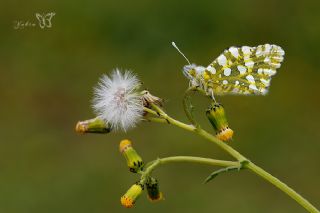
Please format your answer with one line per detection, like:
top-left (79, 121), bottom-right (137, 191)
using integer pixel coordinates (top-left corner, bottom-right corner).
top-left (210, 89), bottom-right (217, 103)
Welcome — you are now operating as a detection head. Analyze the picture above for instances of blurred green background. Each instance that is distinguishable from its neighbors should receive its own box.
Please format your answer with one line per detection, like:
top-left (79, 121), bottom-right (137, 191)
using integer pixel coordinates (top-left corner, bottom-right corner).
top-left (1, 0), bottom-right (319, 212)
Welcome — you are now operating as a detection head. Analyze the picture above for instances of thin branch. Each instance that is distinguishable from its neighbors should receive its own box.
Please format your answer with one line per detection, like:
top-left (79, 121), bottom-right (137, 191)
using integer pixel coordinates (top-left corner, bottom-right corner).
top-left (183, 87), bottom-right (198, 126)
top-left (141, 156), bottom-right (240, 184)
top-left (146, 108), bottom-right (320, 213)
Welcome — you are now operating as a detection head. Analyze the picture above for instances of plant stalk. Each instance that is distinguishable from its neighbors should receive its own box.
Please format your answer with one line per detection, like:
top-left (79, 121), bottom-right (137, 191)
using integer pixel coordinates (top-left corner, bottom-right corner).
top-left (141, 156), bottom-right (240, 184)
top-left (147, 104), bottom-right (319, 213)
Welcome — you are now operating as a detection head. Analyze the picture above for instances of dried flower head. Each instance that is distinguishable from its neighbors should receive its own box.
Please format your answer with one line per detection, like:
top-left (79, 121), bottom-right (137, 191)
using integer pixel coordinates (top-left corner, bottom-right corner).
top-left (146, 177), bottom-right (163, 202)
top-left (92, 69), bottom-right (143, 131)
top-left (75, 117), bottom-right (111, 134)
top-left (141, 90), bottom-right (163, 108)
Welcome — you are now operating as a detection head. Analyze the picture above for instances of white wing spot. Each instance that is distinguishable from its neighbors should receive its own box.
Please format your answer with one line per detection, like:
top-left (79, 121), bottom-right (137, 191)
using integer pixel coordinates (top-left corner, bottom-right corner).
top-left (264, 69), bottom-right (276, 76)
top-left (256, 47), bottom-right (263, 57)
top-left (264, 57), bottom-right (271, 63)
top-left (223, 68), bottom-right (231, 76)
top-left (237, 65), bottom-right (247, 74)
top-left (217, 54), bottom-right (227, 66)
top-left (222, 80), bottom-right (228, 85)
top-left (261, 78), bottom-right (270, 86)
top-left (229, 47), bottom-right (239, 58)
top-left (195, 66), bottom-right (205, 74)
top-left (245, 61), bottom-right (254, 68)
top-left (264, 44), bottom-right (271, 53)
top-left (235, 80), bottom-right (239, 86)
top-left (260, 88), bottom-right (268, 95)
top-left (241, 46), bottom-right (252, 55)
top-left (273, 56), bottom-right (284, 62)
top-left (271, 63), bottom-right (281, 68)
top-left (206, 66), bottom-right (216, 74)
top-left (249, 84), bottom-right (258, 91)
top-left (246, 75), bottom-right (255, 83)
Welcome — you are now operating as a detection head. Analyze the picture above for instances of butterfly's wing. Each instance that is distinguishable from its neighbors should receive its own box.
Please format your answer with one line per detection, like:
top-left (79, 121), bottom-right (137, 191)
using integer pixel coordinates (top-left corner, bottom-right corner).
top-left (44, 12), bottom-right (55, 27)
top-left (35, 13), bottom-right (45, 29)
top-left (203, 44), bottom-right (285, 95)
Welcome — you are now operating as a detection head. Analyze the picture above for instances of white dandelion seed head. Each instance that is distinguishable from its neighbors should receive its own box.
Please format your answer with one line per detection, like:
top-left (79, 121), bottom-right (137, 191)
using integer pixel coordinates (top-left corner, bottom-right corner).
top-left (92, 69), bottom-right (143, 132)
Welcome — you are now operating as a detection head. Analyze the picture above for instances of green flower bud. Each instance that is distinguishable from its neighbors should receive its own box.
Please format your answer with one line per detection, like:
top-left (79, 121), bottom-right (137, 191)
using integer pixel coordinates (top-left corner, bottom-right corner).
top-left (75, 117), bottom-right (111, 134)
top-left (146, 177), bottom-right (163, 202)
top-left (120, 182), bottom-right (144, 208)
top-left (206, 103), bottom-right (233, 142)
top-left (119, 139), bottom-right (144, 173)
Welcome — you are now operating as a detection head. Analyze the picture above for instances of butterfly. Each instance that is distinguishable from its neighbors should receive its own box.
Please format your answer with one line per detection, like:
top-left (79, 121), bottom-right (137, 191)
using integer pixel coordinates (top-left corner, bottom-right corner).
top-left (173, 42), bottom-right (285, 98)
top-left (35, 12), bottom-right (55, 29)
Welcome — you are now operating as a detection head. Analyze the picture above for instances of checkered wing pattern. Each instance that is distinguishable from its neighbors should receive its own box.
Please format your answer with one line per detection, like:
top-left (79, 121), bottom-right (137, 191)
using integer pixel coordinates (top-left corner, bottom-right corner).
top-left (203, 44), bottom-right (285, 95)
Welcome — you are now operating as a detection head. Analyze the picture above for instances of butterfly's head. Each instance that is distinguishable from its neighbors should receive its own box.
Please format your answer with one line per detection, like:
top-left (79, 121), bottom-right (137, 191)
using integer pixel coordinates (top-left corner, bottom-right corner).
top-left (183, 64), bottom-right (205, 80)
top-left (183, 64), bottom-right (196, 79)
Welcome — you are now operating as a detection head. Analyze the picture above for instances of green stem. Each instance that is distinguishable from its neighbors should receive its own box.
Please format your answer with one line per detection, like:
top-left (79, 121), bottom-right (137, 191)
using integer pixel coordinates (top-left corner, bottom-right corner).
top-left (148, 104), bottom-right (319, 213)
top-left (150, 104), bottom-right (246, 161)
top-left (141, 156), bottom-right (240, 183)
top-left (143, 117), bottom-right (168, 124)
top-left (182, 87), bottom-right (198, 126)
top-left (247, 163), bottom-right (319, 213)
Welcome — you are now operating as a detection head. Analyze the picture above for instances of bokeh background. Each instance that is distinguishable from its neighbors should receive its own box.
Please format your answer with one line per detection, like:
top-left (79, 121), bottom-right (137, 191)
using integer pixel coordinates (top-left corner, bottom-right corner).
top-left (1, 0), bottom-right (320, 212)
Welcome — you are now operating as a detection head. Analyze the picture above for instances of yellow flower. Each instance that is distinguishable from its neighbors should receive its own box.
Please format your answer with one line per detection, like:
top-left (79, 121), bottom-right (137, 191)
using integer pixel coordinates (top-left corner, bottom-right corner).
top-left (120, 183), bottom-right (144, 208)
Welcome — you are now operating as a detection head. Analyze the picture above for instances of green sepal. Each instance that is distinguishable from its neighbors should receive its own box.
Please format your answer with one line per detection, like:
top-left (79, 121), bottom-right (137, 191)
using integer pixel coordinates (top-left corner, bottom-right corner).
top-left (76, 117), bottom-right (111, 134)
top-left (124, 147), bottom-right (144, 173)
top-left (206, 103), bottom-right (229, 132)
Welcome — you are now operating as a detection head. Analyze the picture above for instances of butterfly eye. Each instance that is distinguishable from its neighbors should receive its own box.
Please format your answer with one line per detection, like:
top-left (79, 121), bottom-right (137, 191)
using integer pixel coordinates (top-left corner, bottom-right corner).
top-left (183, 64), bottom-right (196, 78)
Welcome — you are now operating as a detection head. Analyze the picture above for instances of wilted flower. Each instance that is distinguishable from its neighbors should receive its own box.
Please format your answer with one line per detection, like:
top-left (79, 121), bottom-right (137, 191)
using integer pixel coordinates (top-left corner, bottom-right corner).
top-left (141, 90), bottom-right (163, 108)
top-left (75, 117), bottom-right (112, 134)
top-left (92, 69), bottom-right (143, 131)
top-left (146, 177), bottom-right (163, 202)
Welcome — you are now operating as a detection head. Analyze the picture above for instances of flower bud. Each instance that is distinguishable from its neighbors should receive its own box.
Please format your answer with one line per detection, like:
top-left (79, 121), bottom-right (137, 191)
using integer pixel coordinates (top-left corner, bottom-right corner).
top-left (75, 117), bottom-right (111, 134)
top-left (146, 177), bottom-right (163, 202)
top-left (206, 103), bottom-right (233, 142)
top-left (119, 139), bottom-right (144, 173)
top-left (120, 182), bottom-right (144, 208)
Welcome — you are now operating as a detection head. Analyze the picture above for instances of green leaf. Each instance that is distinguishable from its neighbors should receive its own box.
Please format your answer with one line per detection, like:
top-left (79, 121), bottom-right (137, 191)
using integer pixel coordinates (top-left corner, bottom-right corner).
top-left (203, 161), bottom-right (249, 184)
top-left (203, 166), bottom-right (240, 184)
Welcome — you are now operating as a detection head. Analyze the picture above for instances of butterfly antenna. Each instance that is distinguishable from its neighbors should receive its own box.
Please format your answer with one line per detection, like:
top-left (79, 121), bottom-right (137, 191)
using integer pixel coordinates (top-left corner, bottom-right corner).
top-left (172, 42), bottom-right (191, 65)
